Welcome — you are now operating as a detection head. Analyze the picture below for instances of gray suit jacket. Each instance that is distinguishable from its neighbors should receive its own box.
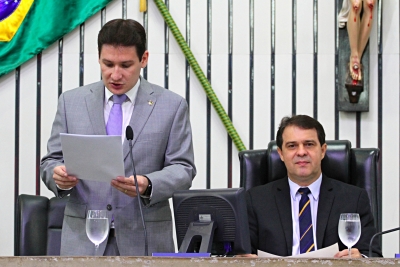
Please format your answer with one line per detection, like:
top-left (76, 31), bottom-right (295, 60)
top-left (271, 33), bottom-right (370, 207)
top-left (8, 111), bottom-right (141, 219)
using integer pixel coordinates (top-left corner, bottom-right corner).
top-left (40, 78), bottom-right (196, 256)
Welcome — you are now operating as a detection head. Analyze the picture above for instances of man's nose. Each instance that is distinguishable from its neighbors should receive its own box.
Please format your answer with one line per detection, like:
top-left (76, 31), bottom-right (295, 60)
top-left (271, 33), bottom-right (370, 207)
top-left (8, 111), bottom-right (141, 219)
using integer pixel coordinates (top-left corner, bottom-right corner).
top-left (111, 66), bottom-right (122, 80)
top-left (296, 145), bottom-right (307, 156)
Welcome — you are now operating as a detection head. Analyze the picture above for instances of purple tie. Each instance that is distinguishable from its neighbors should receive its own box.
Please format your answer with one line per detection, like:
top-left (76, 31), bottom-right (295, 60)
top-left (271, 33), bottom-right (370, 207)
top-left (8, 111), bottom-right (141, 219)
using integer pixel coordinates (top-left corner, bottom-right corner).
top-left (106, 94), bottom-right (127, 135)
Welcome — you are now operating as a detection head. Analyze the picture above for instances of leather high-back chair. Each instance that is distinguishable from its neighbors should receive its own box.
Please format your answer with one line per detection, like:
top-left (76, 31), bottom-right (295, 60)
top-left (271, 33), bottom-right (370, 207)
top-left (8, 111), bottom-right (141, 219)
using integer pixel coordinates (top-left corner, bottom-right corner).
top-left (14, 194), bottom-right (68, 256)
top-left (239, 140), bottom-right (382, 235)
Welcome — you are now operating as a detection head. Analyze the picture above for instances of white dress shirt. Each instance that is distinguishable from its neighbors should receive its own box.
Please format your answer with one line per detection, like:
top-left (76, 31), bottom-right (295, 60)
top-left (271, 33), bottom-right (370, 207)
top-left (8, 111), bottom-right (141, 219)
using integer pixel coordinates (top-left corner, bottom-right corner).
top-left (289, 174), bottom-right (322, 256)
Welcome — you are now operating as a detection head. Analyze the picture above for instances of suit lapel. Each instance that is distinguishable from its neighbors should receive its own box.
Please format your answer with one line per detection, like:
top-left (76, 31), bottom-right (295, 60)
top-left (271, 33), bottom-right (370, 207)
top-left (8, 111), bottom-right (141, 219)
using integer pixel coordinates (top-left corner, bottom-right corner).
top-left (316, 176), bottom-right (335, 249)
top-left (85, 82), bottom-right (107, 135)
top-left (275, 178), bottom-right (293, 256)
top-left (123, 79), bottom-right (156, 159)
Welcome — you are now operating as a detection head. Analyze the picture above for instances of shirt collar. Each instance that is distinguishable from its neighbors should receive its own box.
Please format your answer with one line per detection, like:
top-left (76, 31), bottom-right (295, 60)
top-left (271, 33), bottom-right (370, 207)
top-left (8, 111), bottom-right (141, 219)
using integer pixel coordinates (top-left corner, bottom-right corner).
top-left (104, 77), bottom-right (141, 104)
top-left (288, 173), bottom-right (322, 201)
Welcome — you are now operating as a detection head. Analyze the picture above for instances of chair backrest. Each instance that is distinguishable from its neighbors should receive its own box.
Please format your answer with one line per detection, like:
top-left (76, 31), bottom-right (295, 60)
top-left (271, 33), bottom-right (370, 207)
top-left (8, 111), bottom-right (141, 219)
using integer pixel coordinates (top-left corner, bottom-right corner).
top-left (239, 140), bottom-right (382, 234)
top-left (14, 194), bottom-right (68, 256)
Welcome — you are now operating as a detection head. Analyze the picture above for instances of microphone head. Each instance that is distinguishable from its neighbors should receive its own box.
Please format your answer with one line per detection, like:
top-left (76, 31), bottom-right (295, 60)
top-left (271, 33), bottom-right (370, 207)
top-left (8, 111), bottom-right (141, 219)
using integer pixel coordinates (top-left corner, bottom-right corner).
top-left (126, 125), bottom-right (134, 140)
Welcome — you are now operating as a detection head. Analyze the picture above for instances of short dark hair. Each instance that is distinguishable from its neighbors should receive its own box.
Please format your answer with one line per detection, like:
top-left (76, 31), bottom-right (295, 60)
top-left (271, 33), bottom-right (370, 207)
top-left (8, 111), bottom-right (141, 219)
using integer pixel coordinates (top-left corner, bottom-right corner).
top-left (97, 19), bottom-right (147, 61)
top-left (276, 115), bottom-right (326, 149)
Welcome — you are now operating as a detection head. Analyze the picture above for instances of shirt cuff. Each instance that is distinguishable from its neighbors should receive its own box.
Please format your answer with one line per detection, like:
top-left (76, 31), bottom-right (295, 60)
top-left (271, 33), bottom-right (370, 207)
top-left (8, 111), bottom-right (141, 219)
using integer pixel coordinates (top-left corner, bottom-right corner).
top-left (56, 183), bottom-right (73, 191)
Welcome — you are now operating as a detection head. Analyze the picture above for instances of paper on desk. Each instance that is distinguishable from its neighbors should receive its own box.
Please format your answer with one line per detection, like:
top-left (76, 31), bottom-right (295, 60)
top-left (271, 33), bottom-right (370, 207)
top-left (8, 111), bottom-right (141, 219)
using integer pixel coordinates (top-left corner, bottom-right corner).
top-left (60, 133), bottom-right (125, 182)
top-left (258, 243), bottom-right (339, 258)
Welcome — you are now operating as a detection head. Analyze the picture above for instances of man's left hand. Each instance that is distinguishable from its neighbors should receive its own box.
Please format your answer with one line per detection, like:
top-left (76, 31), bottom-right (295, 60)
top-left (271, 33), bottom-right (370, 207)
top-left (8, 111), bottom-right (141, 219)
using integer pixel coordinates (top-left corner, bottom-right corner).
top-left (334, 248), bottom-right (362, 258)
top-left (111, 175), bottom-right (149, 197)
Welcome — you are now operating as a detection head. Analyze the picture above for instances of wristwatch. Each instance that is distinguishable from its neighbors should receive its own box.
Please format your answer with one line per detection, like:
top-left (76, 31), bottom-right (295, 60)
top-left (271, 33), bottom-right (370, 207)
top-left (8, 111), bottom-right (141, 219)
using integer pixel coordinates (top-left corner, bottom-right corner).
top-left (143, 176), bottom-right (152, 197)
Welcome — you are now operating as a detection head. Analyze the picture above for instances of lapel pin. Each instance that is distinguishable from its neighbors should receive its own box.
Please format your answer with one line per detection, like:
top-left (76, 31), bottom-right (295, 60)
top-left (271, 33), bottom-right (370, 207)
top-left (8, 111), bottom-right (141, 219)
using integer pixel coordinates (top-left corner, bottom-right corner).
top-left (148, 100), bottom-right (154, 106)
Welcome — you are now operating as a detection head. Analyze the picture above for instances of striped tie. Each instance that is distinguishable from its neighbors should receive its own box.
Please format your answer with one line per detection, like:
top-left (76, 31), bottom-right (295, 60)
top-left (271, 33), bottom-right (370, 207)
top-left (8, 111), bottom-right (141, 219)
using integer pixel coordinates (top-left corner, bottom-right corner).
top-left (298, 187), bottom-right (315, 254)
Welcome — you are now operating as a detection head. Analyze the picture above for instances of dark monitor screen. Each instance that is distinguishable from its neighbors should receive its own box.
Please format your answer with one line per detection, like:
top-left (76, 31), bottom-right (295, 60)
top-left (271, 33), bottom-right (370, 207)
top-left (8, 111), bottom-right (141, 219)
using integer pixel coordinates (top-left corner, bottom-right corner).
top-left (173, 188), bottom-right (251, 256)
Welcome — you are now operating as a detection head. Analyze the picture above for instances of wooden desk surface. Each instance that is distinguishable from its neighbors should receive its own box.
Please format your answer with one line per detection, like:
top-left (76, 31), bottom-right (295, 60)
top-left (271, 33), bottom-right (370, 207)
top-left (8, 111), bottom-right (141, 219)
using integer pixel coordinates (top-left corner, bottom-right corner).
top-left (0, 256), bottom-right (399, 267)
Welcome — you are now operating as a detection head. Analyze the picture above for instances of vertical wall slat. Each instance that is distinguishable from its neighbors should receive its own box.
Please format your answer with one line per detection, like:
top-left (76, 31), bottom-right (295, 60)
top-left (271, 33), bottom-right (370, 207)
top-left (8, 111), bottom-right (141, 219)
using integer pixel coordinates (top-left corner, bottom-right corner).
top-left (227, 0), bottom-right (233, 188)
top-left (12, 69), bottom-right (19, 255)
top-left (292, 0), bottom-right (297, 115)
top-left (164, 0), bottom-right (169, 89)
top-left (313, 0), bottom-right (318, 119)
top-left (101, 8), bottom-right (106, 26)
top-left (249, 0), bottom-right (254, 149)
top-left (79, 24), bottom-right (85, 87)
top-left (58, 39), bottom-right (63, 96)
top-left (143, 1), bottom-right (148, 80)
top-left (356, 112), bottom-right (361, 148)
top-left (206, 0), bottom-right (211, 189)
top-left (270, 0), bottom-right (276, 140)
top-left (377, 0), bottom-right (383, 171)
top-left (36, 54), bottom-right (42, 195)
top-left (122, 0), bottom-right (127, 19)
top-left (14, 67), bottom-right (20, 211)
top-left (185, 0), bottom-right (190, 104)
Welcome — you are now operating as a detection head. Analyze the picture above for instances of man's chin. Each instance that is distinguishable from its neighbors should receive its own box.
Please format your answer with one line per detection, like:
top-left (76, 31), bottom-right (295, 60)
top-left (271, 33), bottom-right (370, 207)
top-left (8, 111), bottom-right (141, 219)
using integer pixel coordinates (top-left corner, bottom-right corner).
top-left (290, 172), bottom-right (319, 185)
top-left (106, 86), bottom-right (128, 95)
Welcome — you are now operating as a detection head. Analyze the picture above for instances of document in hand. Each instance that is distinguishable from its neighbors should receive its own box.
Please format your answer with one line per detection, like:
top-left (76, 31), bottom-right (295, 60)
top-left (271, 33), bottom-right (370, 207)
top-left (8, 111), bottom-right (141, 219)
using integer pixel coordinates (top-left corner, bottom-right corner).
top-left (258, 243), bottom-right (339, 258)
top-left (60, 133), bottom-right (125, 182)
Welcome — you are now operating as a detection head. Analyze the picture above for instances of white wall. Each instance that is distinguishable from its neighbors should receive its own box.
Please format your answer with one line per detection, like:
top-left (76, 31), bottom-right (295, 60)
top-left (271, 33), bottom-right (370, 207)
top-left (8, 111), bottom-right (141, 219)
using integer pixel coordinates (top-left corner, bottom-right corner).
top-left (0, 0), bottom-right (398, 257)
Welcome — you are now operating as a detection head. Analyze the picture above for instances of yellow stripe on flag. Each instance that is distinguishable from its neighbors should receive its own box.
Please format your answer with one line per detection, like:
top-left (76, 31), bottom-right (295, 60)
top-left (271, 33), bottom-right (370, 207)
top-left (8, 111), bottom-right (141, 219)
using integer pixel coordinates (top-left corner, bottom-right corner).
top-left (0, 0), bottom-right (35, 42)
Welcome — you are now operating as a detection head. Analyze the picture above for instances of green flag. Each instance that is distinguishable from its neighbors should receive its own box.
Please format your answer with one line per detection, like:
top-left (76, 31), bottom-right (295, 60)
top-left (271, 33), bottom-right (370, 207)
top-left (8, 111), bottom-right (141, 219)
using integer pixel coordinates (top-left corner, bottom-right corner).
top-left (0, 0), bottom-right (112, 77)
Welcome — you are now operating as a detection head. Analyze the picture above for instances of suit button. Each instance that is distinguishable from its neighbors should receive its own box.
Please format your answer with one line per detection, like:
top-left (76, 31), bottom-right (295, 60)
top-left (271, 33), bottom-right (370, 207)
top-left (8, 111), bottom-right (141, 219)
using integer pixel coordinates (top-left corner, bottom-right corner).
top-left (107, 204), bottom-right (112, 211)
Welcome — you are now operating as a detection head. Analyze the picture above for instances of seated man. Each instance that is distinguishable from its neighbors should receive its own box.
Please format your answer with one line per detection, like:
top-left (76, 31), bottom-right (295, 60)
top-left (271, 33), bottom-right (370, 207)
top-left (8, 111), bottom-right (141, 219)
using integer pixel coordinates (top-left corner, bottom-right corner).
top-left (246, 115), bottom-right (382, 257)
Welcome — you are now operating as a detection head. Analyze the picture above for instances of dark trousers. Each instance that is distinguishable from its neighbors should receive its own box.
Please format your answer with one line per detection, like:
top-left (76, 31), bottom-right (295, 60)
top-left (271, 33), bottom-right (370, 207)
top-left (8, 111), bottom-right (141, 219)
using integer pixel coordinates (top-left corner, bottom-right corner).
top-left (103, 229), bottom-right (120, 256)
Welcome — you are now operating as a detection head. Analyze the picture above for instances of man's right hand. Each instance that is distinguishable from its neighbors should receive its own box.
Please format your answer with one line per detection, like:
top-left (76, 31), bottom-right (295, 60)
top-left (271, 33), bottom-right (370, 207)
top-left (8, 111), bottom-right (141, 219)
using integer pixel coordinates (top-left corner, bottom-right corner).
top-left (53, 165), bottom-right (78, 189)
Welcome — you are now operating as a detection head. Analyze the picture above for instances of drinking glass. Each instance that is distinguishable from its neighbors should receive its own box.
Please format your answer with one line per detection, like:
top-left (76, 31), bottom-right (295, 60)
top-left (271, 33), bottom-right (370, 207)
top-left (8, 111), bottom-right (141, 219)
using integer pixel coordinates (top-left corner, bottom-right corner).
top-left (338, 213), bottom-right (361, 258)
top-left (86, 210), bottom-right (109, 254)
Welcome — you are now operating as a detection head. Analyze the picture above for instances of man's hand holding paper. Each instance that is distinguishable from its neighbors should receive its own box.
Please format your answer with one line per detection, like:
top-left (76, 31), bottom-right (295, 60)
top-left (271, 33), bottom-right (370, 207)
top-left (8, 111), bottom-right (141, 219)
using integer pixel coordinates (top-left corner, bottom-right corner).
top-left (53, 165), bottom-right (78, 190)
top-left (111, 175), bottom-right (149, 197)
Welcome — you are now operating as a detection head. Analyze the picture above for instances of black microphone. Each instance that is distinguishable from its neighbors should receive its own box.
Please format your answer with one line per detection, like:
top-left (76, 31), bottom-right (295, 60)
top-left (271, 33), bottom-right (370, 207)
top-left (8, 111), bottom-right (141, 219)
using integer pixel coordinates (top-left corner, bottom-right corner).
top-left (126, 125), bottom-right (148, 256)
top-left (369, 227), bottom-right (400, 257)
top-left (126, 125), bottom-right (134, 141)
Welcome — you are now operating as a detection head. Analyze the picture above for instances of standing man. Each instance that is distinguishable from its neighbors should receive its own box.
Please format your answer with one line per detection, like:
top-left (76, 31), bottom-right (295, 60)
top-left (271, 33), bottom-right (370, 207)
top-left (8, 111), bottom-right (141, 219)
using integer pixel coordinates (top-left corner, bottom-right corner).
top-left (40, 19), bottom-right (196, 256)
top-left (246, 115), bottom-right (381, 257)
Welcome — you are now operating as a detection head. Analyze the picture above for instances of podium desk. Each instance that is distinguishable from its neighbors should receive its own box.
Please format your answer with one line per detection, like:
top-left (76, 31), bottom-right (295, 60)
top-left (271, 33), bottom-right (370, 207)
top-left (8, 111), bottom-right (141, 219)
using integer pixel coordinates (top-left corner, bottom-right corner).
top-left (0, 257), bottom-right (398, 267)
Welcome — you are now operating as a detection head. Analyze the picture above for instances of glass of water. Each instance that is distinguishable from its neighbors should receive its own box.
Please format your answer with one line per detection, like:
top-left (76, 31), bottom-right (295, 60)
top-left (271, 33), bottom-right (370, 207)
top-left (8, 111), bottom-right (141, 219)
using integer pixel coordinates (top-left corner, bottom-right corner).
top-left (338, 213), bottom-right (361, 258)
top-left (86, 210), bottom-right (110, 254)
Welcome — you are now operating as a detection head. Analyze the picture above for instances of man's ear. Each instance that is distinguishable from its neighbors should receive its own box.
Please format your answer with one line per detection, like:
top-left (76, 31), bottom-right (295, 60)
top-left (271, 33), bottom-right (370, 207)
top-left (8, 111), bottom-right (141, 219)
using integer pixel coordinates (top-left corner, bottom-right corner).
top-left (277, 147), bottom-right (284, 161)
top-left (321, 143), bottom-right (327, 160)
top-left (141, 50), bottom-right (149, 68)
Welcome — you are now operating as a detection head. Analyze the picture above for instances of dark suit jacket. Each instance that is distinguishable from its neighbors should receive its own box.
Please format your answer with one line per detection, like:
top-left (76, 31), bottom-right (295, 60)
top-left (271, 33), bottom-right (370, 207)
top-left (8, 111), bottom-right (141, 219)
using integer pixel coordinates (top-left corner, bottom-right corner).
top-left (246, 175), bottom-right (382, 257)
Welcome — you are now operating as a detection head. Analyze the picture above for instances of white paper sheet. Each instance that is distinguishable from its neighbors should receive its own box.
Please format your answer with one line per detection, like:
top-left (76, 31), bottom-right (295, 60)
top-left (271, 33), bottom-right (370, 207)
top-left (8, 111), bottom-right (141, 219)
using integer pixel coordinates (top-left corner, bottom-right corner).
top-left (60, 133), bottom-right (125, 182)
top-left (258, 243), bottom-right (339, 258)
